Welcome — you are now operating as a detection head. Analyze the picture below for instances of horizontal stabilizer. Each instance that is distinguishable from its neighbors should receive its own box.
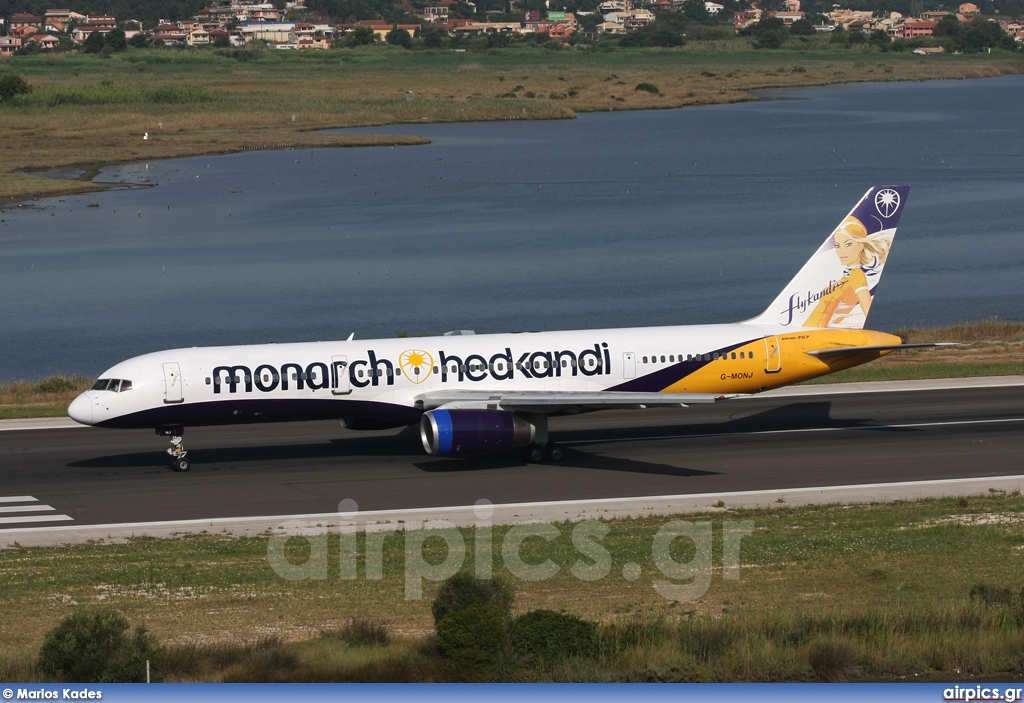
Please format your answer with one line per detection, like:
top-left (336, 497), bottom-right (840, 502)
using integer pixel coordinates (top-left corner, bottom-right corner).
top-left (418, 390), bottom-right (726, 413)
top-left (806, 342), bottom-right (957, 359)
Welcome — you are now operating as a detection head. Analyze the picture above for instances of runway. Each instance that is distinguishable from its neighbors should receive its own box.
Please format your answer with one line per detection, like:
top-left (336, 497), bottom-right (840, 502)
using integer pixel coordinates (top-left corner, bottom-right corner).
top-left (1, 379), bottom-right (1023, 542)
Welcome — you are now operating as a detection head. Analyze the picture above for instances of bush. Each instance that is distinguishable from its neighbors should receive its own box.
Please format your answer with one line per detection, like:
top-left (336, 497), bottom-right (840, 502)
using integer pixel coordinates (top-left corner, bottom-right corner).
top-left (36, 376), bottom-right (79, 393)
top-left (320, 618), bottom-right (390, 646)
top-left (38, 607), bottom-right (160, 682)
top-left (510, 609), bottom-right (598, 664)
top-left (0, 75), bottom-right (31, 103)
top-left (436, 605), bottom-right (507, 670)
top-left (431, 571), bottom-right (514, 627)
top-left (634, 82), bottom-right (659, 94)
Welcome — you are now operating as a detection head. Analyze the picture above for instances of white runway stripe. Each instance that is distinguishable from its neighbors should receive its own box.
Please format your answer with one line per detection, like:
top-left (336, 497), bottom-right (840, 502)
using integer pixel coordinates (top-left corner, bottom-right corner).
top-left (0, 496), bottom-right (38, 504)
top-left (0, 505), bottom-right (56, 514)
top-left (0, 514), bottom-right (74, 526)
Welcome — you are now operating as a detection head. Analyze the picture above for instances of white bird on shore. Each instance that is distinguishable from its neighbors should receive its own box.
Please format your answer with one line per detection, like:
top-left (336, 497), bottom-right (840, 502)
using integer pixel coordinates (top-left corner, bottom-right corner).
top-left (143, 132), bottom-right (149, 141)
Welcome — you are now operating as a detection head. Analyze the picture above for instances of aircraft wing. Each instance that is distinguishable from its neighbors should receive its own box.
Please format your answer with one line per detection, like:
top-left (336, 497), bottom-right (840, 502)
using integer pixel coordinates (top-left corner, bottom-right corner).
top-left (417, 390), bottom-right (727, 413)
top-left (806, 342), bottom-right (956, 360)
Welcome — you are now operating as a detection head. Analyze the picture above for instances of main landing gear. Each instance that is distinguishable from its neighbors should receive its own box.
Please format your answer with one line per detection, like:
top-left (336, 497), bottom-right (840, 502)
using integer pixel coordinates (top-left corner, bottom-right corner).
top-left (525, 443), bottom-right (565, 463)
top-left (522, 415), bottom-right (565, 463)
top-left (159, 427), bottom-right (189, 472)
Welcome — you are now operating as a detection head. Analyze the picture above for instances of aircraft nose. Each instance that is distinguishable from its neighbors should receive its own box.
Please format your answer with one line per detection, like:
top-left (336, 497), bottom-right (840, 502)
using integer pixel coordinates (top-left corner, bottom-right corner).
top-left (68, 394), bottom-right (94, 426)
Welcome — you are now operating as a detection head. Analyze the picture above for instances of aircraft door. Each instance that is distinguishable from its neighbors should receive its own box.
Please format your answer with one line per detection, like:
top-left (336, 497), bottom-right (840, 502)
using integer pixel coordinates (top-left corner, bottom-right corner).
top-left (332, 356), bottom-right (352, 395)
top-left (163, 362), bottom-right (184, 403)
top-left (764, 336), bottom-right (782, 374)
top-left (622, 352), bottom-right (636, 379)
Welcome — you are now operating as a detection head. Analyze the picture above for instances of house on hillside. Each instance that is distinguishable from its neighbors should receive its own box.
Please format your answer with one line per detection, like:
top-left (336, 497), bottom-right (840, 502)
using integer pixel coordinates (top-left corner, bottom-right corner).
top-left (897, 19), bottom-right (937, 37)
top-left (28, 34), bottom-right (61, 49)
top-left (10, 13), bottom-right (42, 31)
top-left (423, 7), bottom-right (449, 22)
top-left (0, 37), bottom-right (22, 57)
top-left (958, 2), bottom-right (979, 19)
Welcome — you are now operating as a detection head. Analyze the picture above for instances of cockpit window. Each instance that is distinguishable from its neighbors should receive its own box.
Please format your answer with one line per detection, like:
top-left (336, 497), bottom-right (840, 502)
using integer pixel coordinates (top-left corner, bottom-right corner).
top-left (90, 378), bottom-right (133, 392)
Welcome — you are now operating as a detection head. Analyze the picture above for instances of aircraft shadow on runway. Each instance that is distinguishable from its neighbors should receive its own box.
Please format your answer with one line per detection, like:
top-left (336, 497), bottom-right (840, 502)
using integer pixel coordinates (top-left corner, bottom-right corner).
top-left (66, 401), bottom-right (911, 473)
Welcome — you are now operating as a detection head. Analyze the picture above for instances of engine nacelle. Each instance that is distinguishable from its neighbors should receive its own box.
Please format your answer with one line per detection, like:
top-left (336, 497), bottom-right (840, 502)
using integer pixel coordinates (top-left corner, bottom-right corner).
top-left (420, 409), bottom-right (535, 457)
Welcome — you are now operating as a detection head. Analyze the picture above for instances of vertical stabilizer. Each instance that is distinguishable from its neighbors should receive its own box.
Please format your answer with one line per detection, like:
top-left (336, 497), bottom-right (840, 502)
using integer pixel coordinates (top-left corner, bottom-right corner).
top-left (744, 185), bottom-right (910, 330)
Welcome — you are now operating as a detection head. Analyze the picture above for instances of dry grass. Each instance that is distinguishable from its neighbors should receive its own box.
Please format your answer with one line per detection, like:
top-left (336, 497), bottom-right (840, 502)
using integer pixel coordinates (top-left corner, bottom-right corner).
top-left (1, 47), bottom-right (1022, 201)
top-left (0, 375), bottom-right (91, 420)
top-left (3, 493), bottom-right (1024, 681)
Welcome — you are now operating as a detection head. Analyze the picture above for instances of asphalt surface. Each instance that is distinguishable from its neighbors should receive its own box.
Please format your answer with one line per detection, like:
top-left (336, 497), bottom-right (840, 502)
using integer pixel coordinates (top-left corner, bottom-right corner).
top-left (1, 382), bottom-right (1023, 532)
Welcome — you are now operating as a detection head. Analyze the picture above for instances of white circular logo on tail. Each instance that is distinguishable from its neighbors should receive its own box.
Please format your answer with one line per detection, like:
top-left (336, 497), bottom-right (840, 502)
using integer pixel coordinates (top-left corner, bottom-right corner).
top-left (875, 189), bottom-right (900, 218)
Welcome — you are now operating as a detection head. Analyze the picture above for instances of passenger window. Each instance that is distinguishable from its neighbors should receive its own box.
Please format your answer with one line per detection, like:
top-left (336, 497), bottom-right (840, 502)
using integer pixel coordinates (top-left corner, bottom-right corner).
top-left (687, 355), bottom-right (692, 362)
top-left (739, 352), bottom-right (745, 359)
top-left (659, 355), bottom-right (664, 363)
top-left (750, 352), bottom-right (755, 359)
top-left (731, 352), bottom-right (737, 360)
top-left (642, 356), bottom-right (648, 363)
top-left (433, 366), bottom-right (439, 374)
top-left (669, 355), bottom-right (674, 362)
top-left (206, 378), bottom-right (211, 385)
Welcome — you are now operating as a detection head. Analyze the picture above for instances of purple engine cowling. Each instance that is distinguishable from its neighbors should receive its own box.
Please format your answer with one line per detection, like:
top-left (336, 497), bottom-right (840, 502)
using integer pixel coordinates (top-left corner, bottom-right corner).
top-left (420, 409), bottom-right (535, 457)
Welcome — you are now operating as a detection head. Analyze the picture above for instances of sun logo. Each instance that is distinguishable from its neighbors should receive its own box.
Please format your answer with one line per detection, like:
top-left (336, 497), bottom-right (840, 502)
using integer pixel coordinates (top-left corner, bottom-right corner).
top-left (399, 349), bottom-right (434, 384)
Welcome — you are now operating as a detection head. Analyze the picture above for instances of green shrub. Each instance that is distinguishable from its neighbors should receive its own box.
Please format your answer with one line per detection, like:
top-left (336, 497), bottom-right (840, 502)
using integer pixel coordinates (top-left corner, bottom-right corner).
top-left (807, 635), bottom-right (861, 681)
top-left (510, 609), bottom-right (599, 664)
top-left (38, 607), bottom-right (160, 682)
top-left (431, 572), bottom-right (514, 628)
top-left (320, 618), bottom-right (390, 646)
top-left (436, 605), bottom-right (507, 670)
top-left (36, 376), bottom-right (79, 394)
top-left (0, 75), bottom-right (31, 103)
top-left (634, 82), bottom-right (659, 94)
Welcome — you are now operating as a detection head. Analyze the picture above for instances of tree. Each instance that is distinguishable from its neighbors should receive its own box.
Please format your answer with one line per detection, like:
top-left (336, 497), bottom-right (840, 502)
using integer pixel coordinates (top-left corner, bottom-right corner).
top-left (83, 31), bottom-right (106, 53)
top-left (421, 26), bottom-right (447, 47)
top-left (386, 26), bottom-right (412, 47)
top-left (681, 0), bottom-right (711, 22)
top-left (105, 27), bottom-right (127, 51)
top-left (869, 28), bottom-right (890, 49)
top-left (129, 32), bottom-right (150, 48)
top-left (790, 18), bottom-right (815, 35)
top-left (213, 34), bottom-right (231, 48)
top-left (749, 14), bottom-right (787, 48)
top-left (346, 25), bottom-right (377, 46)
top-left (0, 75), bottom-right (32, 102)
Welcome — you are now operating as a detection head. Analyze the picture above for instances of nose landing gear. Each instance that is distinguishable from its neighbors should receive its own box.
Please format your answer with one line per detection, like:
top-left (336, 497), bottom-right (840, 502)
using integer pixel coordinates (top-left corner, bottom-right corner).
top-left (159, 427), bottom-right (189, 472)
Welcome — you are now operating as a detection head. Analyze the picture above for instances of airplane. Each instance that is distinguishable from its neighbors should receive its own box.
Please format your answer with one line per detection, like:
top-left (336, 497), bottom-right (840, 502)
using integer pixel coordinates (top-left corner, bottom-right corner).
top-left (69, 185), bottom-right (944, 471)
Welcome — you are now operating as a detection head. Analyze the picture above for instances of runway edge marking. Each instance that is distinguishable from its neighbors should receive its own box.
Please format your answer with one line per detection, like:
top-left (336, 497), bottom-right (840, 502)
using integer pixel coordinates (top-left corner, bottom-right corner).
top-left (3, 474), bottom-right (1023, 549)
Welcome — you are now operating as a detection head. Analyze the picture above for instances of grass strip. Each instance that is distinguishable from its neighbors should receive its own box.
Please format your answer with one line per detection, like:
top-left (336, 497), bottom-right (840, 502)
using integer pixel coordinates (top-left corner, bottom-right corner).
top-left (2, 492), bottom-right (1023, 681)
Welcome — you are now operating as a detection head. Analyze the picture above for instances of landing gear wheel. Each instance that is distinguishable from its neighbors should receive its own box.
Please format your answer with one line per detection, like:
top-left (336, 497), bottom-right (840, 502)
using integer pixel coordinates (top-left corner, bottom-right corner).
top-left (526, 445), bottom-right (545, 463)
top-left (546, 444), bottom-right (565, 462)
top-left (174, 457), bottom-right (190, 472)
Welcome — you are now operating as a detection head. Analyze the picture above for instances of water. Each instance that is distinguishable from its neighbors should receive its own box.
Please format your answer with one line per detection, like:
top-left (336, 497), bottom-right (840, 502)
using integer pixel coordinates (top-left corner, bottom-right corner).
top-left (2, 75), bottom-right (1023, 383)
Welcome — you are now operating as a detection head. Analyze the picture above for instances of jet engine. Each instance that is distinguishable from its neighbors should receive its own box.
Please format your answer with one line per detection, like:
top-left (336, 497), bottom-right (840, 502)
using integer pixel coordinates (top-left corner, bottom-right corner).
top-left (420, 409), bottom-right (535, 457)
